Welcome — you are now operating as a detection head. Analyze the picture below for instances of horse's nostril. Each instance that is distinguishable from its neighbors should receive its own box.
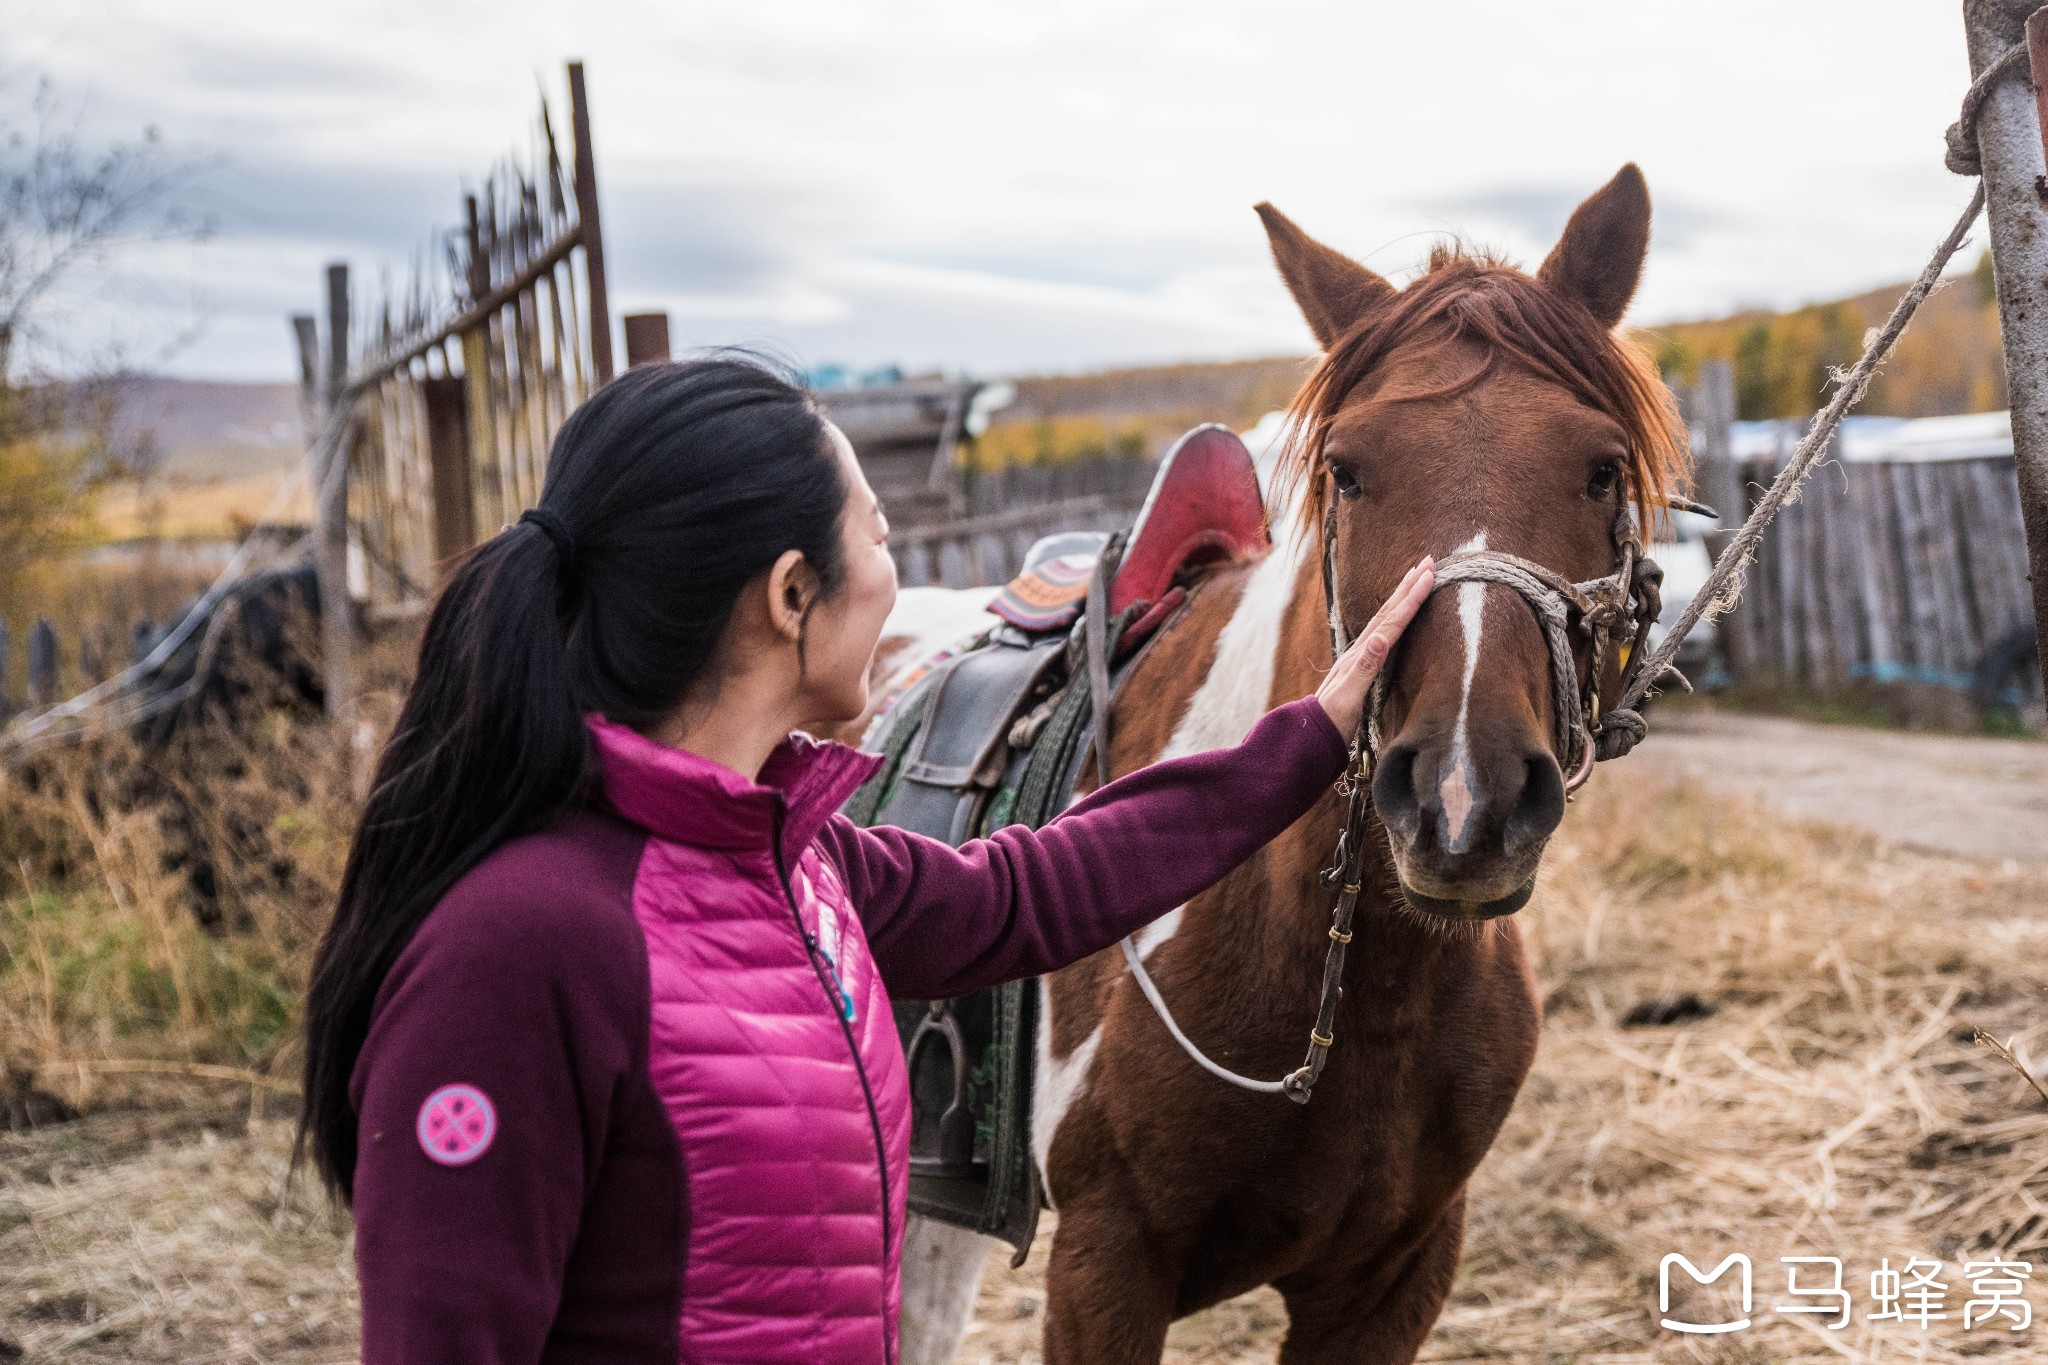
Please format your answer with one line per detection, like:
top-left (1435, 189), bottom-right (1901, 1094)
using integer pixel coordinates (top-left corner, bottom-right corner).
top-left (1371, 744), bottom-right (1422, 844)
top-left (1502, 752), bottom-right (1565, 856)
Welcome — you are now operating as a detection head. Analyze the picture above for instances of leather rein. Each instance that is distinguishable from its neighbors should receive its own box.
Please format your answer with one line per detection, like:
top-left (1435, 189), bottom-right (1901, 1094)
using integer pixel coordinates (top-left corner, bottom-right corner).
top-left (1102, 475), bottom-right (1688, 1104)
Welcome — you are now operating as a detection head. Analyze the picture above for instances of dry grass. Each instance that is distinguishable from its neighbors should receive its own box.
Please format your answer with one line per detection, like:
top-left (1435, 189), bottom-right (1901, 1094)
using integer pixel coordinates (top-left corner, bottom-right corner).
top-left (0, 722), bottom-right (351, 1108)
top-left (0, 625), bottom-right (414, 1114)
top-left (0, 1109), bottom-right (353, 1363)
top-left (2, 763), bottom-right (2045, 1361)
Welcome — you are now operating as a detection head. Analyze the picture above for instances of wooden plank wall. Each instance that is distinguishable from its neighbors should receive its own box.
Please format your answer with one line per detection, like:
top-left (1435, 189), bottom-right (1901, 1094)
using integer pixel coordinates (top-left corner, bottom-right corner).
top-left (1714, 444), bottom-right (2033, 701)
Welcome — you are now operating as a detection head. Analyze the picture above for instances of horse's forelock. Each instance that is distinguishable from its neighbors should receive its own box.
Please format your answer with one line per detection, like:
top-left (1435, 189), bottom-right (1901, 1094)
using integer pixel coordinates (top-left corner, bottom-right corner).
top-left (1276, 248), bottom-right (1690, 540)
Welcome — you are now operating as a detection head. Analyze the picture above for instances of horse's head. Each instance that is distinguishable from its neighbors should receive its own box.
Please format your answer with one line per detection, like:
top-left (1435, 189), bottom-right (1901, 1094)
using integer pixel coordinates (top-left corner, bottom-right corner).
top-left (1260, 165), bottom-right (1690, 922)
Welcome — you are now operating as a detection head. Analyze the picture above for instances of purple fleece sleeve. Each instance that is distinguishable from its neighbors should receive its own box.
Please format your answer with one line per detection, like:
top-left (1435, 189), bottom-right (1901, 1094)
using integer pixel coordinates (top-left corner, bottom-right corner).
top-left (349, 816), bottom-right (648, 1365)
top-left (819, 695), bottom-right (1349, 1000)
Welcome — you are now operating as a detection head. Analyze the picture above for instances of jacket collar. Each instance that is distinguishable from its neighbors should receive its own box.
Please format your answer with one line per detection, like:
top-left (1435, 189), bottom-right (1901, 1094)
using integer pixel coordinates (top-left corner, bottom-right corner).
top-left (588, 714), bottom-right (882, 866)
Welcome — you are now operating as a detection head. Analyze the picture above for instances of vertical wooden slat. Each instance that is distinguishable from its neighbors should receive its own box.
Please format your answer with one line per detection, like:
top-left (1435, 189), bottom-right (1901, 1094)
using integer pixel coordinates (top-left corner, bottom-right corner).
top-left (316, 261), bottom-right (356, 720)
top-left (461, 195), bottom-right (502, 540)
top-left (568, 61), bottom-right (613, 386)
top-left (425, 375), bottom-right (477, 564)
top-left (623, 312), bottom-right (671, 369)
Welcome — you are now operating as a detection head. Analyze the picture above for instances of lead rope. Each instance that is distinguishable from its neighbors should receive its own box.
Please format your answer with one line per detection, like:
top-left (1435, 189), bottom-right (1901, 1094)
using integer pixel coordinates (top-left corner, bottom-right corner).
top-left (1110, 511), bottom-right (1368, 1102)
top-left (1114, 754), bottom-right (1371, 1103)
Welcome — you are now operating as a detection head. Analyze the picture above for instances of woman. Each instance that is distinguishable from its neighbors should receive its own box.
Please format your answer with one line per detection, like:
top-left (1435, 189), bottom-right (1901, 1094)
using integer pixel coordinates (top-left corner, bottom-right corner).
top-left (299, 357), bottom-right (1433, 1364)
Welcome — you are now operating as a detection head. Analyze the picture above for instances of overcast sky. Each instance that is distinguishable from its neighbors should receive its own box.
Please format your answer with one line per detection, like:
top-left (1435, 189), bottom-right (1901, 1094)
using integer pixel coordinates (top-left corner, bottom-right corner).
top-left (8, 0), bottom-right (1983, 383)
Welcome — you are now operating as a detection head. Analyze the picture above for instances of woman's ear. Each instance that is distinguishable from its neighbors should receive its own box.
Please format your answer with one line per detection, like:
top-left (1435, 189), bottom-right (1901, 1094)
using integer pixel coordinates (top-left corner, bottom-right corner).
top-left (764, 548), bottom-right (815, 643)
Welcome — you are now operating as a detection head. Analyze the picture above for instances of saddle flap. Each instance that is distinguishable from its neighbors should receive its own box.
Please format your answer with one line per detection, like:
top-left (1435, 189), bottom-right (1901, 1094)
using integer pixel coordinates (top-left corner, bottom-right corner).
top-left (901, 640), bottom-right (1067, 789)
top-left (1111, 424), bottom-right (1270, 616)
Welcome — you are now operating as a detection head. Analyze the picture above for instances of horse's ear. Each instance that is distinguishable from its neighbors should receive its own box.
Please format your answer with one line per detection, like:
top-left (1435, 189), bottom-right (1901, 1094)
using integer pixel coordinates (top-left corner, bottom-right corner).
top-left (1537, 164), bottom-right (1651, 329)
top-left (1254, 202), bottom-right (1395, 350)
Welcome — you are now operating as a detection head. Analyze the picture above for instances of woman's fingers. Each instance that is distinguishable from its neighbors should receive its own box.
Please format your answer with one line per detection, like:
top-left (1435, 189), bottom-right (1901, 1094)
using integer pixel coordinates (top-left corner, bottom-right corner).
top-left (1355, 557), bottom-right (1435, 665)
top-left (1313, 556), bottom-right (1436, 737)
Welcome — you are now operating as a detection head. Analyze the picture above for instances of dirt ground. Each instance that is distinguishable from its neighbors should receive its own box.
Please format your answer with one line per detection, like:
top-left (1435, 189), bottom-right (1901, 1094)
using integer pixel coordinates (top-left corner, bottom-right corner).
top-left (1626, 705), bottom-right (2047, 864)
top-left (5, 760), bottom-right (2048, 1363)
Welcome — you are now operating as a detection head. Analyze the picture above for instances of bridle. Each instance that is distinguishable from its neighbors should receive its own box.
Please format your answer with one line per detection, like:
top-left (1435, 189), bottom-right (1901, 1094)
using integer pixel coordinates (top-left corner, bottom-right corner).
top-left (1323, 486), bottom-right (1670, 795)
top-left (1116, 468), bottom-right (1687, 1105)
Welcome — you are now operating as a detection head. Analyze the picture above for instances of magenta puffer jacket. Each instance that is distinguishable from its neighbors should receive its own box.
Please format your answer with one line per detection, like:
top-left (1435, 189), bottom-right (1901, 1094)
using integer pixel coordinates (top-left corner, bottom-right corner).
top-left (348, 699), bottom-right (1346, 1364)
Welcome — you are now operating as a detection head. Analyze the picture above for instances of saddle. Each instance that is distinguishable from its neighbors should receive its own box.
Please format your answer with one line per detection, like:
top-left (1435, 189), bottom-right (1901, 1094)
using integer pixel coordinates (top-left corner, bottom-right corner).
top-left (841, 425), bottom-right (1267, 1261)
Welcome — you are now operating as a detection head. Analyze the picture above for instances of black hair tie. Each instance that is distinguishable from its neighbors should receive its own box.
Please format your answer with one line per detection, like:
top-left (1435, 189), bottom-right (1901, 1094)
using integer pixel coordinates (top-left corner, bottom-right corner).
top-left (519, 507), bottom-right (577, 569)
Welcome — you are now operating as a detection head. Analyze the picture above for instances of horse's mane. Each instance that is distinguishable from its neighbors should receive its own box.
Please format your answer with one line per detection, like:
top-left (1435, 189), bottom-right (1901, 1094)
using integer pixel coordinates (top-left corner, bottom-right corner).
top-left (1278, 244), bottom-right (1690, 537)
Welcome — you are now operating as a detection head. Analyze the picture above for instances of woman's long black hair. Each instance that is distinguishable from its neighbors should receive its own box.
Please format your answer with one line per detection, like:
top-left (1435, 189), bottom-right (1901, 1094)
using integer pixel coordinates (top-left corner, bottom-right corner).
top-left (299, 356), bottom-right (848, 1201)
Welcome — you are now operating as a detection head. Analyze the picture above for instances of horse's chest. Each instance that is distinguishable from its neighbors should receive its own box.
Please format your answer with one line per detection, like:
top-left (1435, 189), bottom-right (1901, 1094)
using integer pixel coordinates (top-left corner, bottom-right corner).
top-left (1049, 927), bottom-right (1540, 1258)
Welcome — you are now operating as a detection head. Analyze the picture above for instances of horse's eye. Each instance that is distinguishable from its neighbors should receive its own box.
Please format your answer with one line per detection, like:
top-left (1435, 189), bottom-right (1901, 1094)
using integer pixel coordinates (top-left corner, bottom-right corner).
top-left (1586, 462), bottom-right (1620, 499)
top-left (1330, 463), bottom-right (1363, 500)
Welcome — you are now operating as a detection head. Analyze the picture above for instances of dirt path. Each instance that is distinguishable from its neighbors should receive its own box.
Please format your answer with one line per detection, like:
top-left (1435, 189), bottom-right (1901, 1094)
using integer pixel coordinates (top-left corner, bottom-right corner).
top-left (1622, 705), bottom-right (2048, 863)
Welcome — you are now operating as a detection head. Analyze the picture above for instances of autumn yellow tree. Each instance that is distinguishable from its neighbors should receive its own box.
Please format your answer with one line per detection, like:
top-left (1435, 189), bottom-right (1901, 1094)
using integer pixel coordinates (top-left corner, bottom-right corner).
top-left (1646, 254), bottom-right (2006, 420)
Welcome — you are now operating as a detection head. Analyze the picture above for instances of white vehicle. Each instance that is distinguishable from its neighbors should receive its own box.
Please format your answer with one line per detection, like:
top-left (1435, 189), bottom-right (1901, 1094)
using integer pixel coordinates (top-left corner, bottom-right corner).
top-left (1646, 508), bottom-right (1721, 685)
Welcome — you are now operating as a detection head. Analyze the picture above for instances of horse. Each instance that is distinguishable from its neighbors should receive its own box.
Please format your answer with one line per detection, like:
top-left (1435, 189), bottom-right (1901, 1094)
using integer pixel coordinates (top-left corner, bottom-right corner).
top-left (882, 163), bottom-right (1691, 1365)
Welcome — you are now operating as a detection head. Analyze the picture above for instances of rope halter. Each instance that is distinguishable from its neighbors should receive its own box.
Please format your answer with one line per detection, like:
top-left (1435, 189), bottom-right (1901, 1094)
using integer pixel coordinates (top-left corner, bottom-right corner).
top-left (1326, 495), bottom-right (1668, 794)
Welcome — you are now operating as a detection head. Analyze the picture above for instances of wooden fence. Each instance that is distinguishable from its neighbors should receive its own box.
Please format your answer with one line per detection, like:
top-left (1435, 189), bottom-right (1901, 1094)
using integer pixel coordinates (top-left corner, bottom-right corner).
top-left (891, 454), bottom-right (1154, 589)
top-left (1710, 437), bottom-right (2034, 704)
top-left (301, 62), bottom-right (613, 627)
top-left (1673, 361), bottom-right (2037, 719)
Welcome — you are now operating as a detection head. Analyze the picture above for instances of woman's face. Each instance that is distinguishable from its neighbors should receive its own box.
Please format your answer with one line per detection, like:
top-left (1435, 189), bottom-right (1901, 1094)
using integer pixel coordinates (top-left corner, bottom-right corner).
top-left (796, 422), bottom-right (899, 725)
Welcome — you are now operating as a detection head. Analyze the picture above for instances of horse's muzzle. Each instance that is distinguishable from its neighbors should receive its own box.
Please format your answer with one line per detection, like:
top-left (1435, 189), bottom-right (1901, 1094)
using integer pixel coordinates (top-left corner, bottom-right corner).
top-left (1371, 736), bottom-right (1564, 919)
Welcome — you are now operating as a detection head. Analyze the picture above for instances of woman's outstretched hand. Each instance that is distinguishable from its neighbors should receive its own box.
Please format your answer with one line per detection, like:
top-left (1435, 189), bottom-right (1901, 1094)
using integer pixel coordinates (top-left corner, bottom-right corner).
top-left (1314, 556), bottom-right (1435, 740)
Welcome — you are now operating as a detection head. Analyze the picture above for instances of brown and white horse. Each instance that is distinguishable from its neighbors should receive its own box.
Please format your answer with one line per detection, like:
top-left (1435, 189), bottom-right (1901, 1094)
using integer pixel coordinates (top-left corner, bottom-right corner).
top-left (887, 165), bottom-right (1690, 1365)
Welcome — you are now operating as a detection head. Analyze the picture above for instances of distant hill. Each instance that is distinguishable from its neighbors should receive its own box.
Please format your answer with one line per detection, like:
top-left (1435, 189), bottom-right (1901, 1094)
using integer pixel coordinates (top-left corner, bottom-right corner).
top-left (109, 377), bottom-right (305, 480)
top-left (1639, 253), bottom-right (2006, 419)
top-left (85, 378), bottom-right (309, 540)
top-left (984, 260), bottom-right (2011, 461)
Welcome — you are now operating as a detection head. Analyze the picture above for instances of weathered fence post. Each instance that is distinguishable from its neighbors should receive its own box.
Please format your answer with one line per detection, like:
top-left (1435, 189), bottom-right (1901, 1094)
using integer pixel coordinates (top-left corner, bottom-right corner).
top-left (622, 312), bottom-right (671, 369)
top-left (423, 376), bottom-right (475, 566)
top-left (1961, 0), bottom-right (2048, 704)
top-left (26, 620), bottom-right (57, 711)
top-left (314, 263), bottom-right (357, 724)
top-left (1693, 358), bottom-right (1756, 680)
top-left (568, 61), bottom-right (614, 387)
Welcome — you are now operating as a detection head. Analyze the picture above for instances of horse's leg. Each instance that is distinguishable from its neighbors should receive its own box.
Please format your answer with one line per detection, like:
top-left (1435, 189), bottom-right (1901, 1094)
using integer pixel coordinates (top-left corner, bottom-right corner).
top-left (1272, 1197), bottom-right (1466, 1365)
top-left (1041, 1199), bottom-right (1177, 1365)
top-left (899, 1214), bottom-right (1003, 1365)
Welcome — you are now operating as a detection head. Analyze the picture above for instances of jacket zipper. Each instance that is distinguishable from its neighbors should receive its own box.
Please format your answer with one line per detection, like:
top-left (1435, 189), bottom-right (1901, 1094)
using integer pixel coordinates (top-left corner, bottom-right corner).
top-left (772, 829), bottom-right (896, 1365)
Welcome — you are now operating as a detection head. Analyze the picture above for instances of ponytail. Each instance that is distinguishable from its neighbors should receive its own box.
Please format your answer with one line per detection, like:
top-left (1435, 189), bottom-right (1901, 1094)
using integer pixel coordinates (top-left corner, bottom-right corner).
top-left (299, 357), bottom-right (846, 1200)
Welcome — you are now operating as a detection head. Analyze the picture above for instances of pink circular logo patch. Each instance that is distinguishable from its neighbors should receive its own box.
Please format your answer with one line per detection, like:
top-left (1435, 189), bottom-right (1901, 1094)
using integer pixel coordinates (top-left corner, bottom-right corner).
top-left (416, 1083), bottom-right (496, 1166)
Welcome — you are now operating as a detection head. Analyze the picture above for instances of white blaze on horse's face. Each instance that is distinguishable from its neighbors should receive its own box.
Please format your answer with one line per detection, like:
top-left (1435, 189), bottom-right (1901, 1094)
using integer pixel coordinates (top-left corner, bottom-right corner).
top-left (1441, 531), bottom-right (1489, 854)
